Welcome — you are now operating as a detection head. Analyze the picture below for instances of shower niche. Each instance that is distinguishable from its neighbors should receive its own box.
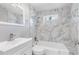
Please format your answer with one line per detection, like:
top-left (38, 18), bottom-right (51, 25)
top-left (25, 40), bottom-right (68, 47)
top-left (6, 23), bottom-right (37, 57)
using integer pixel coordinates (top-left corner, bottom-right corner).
top-left (0, 3), bottom-right (24, 26)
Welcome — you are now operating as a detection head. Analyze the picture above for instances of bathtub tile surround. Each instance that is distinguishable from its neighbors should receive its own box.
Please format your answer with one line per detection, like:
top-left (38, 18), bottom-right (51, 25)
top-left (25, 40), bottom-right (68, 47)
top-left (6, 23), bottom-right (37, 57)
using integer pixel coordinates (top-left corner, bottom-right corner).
top-left (34, 4), bottom-right (78, 55)
top-left (36, 4), bottom-right (72, 42)
top-left (71, 3), bottom-right (79, 54)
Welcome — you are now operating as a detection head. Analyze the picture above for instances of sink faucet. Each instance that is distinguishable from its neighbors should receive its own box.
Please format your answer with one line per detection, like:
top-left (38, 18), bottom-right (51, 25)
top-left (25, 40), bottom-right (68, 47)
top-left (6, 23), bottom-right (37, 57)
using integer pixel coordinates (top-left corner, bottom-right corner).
top-left (8, 33), bottom-right (16, 41)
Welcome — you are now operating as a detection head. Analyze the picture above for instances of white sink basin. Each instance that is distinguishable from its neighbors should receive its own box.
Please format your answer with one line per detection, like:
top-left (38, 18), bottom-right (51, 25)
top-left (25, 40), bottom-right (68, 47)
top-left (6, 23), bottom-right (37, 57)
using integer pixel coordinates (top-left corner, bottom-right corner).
top-left (0, 38), bottom-right (32, 52)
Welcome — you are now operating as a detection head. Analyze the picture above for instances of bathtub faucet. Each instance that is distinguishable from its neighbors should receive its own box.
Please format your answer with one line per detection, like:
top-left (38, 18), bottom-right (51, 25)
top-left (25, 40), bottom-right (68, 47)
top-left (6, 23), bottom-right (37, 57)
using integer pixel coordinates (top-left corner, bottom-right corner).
top-left (34, 37), bottom-right (39, 45)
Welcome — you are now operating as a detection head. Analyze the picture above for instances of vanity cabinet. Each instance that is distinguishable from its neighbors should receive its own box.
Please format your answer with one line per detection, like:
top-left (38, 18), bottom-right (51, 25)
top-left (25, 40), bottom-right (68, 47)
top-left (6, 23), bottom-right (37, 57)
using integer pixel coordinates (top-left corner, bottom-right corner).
top-left (0, 38), bottom-right (32, 55)
top-left (14, 43), bottom-right (32, 55)
top-left (9, 39), bottom-right (32, 55)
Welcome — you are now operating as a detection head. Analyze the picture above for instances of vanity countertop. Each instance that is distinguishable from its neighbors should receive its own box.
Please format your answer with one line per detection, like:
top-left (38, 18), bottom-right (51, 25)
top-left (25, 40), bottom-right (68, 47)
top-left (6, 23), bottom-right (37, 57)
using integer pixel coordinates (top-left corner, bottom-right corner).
top-left (0, 38), bottom-right (32, 52)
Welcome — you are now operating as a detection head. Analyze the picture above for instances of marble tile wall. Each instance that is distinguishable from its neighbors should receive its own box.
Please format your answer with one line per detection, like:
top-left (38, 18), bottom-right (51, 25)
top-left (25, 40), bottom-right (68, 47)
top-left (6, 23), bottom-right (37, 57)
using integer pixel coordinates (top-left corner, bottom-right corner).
top-left (20, 4), bottom-right (37, 38)
top-left (70, 3), bottom-right (79, 54)
top-left (35, 4), bottom-right (78, 54)
top-left (36, 5), bottom-right (71, 42)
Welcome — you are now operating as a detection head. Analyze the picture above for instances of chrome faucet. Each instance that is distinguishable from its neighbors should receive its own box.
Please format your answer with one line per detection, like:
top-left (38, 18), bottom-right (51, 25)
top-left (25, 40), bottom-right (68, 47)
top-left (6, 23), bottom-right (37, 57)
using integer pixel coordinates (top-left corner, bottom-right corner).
top-left (8, 33), bottom-right (15, 41)
top-left (74, 40), bottom-right (79, 46)
top-left (34, 37), bottom-right (39, 45)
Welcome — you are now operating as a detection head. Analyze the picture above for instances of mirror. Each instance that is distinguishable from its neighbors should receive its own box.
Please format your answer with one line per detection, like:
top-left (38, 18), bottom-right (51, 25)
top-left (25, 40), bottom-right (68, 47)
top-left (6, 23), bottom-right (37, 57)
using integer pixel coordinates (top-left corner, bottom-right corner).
top-left (0, 3), bottom-right (24, 26)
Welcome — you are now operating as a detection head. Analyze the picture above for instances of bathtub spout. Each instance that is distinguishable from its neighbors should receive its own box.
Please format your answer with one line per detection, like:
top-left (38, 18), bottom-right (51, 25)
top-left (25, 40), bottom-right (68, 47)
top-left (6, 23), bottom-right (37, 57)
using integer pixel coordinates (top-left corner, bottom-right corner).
top-left (34, 37), bottom-right (39, 45)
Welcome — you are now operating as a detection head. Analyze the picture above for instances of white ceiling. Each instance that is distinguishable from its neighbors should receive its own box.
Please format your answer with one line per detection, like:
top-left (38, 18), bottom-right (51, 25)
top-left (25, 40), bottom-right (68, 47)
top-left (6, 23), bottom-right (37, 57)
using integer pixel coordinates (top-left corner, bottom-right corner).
top-left (0, 3), bottom-right (72, 15)
top-left (30, 3), bottom-right (71, 12)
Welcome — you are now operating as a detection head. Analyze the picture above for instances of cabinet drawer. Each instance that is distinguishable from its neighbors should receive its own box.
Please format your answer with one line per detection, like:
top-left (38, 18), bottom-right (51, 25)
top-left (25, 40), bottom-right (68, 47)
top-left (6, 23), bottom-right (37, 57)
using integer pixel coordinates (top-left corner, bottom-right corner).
top-left (4, 39), bottom-right (32, 55)
top-left (23, 49), bottom-right (32, 55)
top-left (14, 46), bottom-right (32, 55)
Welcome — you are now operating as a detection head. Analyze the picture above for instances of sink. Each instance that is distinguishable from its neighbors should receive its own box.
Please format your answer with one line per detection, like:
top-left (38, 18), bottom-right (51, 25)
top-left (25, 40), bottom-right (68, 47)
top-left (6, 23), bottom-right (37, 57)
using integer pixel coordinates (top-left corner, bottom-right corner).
top-left (0, 38), bottom-right (32, 52)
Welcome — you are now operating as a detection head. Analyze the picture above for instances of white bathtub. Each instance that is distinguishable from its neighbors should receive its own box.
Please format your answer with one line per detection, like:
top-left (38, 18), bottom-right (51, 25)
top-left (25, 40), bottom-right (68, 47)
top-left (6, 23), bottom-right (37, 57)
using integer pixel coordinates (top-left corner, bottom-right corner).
top-left (33, 41), bottom-right (69, 55)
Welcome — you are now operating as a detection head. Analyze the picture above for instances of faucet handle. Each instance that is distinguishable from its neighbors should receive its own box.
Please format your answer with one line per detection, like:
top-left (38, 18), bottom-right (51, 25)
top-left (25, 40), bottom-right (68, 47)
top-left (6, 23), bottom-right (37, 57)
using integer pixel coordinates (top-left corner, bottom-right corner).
top-left (74, 41), bottom-right (79, 46)
top-left (9, 33), bottom-right (16, 41)
top-left (10, 33), bottom-right (15, 38)
top-left (78, 42), bottom-right (79, 45)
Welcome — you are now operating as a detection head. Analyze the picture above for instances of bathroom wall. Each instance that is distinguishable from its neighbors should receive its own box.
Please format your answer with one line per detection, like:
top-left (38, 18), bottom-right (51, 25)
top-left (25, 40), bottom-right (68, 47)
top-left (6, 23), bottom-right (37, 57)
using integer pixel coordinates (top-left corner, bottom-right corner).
top-left (71, 3), bottom-right (79, 42)
top-left (0, 4), bottom-right (24, 42)
top-left (0, 5), bottom-right (8, 22)
top-left (35, 4), bottom-right (78, 54)
top-left (0, 4), bottom-right (33, 42)
top-left (70, 3), bottom-right (79, 54)
top-left (20, 4), bottom-right (37, 38)
top-left (0, 24), bottom-right (24, 42)
top-left (36, 5), bottom-right (72, 42)
top-left (29, 6), bottom-right (37, 37)
top-left (19, 4), bottom-right (30, 38)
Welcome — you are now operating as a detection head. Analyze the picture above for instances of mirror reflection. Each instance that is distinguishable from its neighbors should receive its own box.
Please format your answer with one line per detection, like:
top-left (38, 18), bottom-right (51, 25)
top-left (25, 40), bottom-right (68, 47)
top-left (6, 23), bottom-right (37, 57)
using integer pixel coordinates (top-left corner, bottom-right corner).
top-left (0, 3), bottom-right (23, 24)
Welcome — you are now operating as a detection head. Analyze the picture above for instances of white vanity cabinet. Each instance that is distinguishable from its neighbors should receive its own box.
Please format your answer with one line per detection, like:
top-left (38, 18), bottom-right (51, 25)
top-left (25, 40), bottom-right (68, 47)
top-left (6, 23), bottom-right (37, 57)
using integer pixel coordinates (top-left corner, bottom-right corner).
top-left (14, 47), bottom-right (32, 55)
top-left (0, 38), bottom-right (32, 55)
top-left (14, 41), bottom-right (32, 55)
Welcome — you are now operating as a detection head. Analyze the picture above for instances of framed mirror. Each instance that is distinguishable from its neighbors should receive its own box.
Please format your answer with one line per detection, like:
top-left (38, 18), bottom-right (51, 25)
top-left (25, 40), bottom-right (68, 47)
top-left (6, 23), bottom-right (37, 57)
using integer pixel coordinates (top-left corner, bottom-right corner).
top-left (0, 3), bottom-right (24, 26)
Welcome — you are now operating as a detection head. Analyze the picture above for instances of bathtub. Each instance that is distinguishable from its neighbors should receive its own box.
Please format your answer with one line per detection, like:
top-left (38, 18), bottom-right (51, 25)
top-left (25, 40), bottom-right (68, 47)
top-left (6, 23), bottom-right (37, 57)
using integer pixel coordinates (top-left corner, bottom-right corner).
top-left (33, 41), bottom-right (69, 55)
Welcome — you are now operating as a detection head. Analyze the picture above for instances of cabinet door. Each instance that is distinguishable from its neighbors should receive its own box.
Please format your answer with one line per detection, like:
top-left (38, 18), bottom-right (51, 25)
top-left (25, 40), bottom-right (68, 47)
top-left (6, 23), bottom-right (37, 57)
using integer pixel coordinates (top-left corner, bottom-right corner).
top-left (14, 49), bottom-right (24, 55)
top-left (23, 49), bottom-right (32, 55)
top-left (14, 46), bottom-right (32, 55)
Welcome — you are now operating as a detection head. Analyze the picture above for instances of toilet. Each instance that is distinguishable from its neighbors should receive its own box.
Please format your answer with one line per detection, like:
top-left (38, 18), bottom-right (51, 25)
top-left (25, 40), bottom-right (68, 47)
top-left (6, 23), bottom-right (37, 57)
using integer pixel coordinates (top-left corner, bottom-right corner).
top-left (32, 45), bottom-right (46, 55)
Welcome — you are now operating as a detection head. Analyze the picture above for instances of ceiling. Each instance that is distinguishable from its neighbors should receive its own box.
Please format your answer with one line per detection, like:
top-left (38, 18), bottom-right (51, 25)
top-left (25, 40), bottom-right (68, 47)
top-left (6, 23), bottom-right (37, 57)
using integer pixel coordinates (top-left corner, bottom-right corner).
top-left (30, 3), bottom-right (71, 12)
top-left (0, 3), bottom-right (72, 15)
